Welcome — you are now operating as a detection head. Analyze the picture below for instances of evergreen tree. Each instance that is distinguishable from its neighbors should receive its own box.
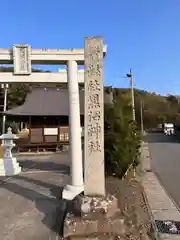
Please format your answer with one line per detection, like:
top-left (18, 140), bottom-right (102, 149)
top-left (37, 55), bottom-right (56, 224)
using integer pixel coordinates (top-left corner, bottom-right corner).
top-left (104, 90), bottom-right (141, 178)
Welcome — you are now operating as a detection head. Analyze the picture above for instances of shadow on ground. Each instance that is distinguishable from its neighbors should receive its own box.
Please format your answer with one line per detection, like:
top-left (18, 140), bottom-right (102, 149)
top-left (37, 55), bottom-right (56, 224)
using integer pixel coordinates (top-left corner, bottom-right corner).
top-left (18, 159), bottom-right (70, 174)
top-left (1, 179), bottom-right (67, 237)
top-left (0, 155), bottom-right (70, 238)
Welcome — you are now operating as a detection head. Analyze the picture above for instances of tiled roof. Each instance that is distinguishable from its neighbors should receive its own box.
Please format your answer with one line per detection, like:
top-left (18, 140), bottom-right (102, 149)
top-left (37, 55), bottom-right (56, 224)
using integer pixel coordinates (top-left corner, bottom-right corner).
top-left (4, 87), bottom-right (85, 116)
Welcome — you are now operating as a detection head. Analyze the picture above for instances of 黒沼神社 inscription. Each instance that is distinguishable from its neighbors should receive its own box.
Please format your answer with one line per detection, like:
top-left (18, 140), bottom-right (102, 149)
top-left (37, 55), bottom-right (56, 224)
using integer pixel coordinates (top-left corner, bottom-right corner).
top-left (84, 37), bottom-right (105, 196)
top-left (13, 44), bottom-right (31, 75)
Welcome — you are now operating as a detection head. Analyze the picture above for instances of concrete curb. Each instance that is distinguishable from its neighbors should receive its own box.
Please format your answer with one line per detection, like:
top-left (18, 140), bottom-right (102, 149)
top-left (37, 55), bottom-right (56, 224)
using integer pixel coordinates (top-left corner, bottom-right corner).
top-left (141, 182), bottom-right (162, 240)
top-left (140, 142), bottom-right (180, 240)
top-left (138, 142), bottom-right (162, 240)
top-left (13, 151), bottom-right (69, 158)
top-left (14, 152), bottom-right (54, 156)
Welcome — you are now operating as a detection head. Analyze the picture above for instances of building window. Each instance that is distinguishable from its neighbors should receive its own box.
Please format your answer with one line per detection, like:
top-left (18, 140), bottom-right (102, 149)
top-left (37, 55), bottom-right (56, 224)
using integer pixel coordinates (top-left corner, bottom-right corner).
top-left (60, 132), bottom-right (69, 141)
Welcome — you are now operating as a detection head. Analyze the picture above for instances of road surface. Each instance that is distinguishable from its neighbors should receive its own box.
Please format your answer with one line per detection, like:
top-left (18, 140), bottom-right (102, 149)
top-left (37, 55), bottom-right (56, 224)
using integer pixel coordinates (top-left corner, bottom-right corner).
top-left (0, 153), bottom-right (70, 240)
top-left (145, 132), bottom-right (180, 209)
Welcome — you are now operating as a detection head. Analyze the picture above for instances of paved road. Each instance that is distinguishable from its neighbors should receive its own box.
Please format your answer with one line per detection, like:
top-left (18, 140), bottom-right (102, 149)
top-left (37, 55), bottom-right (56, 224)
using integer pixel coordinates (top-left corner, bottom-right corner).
top-left (0, 153), bottom-right (70, 240)
top-left (145, 132), bottom-right (180, 209)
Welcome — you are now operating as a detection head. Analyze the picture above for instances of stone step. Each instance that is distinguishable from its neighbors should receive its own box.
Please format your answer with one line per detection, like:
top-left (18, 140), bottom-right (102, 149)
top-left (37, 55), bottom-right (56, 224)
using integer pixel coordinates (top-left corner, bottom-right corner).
top-left (0, 160), bottom-right (21, 176)
top-left (65, 233), bottom-right (121, 239)
top-left (64, 217), bottom-right (126, 238)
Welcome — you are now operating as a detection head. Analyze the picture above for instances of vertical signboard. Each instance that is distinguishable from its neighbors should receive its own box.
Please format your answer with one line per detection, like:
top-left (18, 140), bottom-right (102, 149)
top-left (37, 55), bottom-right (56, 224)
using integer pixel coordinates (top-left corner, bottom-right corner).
top-left (84, 37), bottom-right (105, 196)
top-left (13, 44), bottom-right (31, 75)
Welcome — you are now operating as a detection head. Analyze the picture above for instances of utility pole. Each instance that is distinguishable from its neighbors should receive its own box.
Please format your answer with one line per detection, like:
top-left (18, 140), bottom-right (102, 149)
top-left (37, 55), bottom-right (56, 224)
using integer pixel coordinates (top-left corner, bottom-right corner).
top-left (1, 84), bottom-right (9, 134)
top-left (126, 68), bottom-right (136, 121)
top-left (140, 99), bottom-right (144, 136)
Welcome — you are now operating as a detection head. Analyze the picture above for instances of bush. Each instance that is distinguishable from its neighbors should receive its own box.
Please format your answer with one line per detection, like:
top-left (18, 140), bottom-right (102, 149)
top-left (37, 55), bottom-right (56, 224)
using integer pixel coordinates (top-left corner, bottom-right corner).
top-left (7, 121), bottom-right (19, 133)
top-left (0, 119), bottom-right (19, 135)
top-left (104, 102), bottom-right (141, 179)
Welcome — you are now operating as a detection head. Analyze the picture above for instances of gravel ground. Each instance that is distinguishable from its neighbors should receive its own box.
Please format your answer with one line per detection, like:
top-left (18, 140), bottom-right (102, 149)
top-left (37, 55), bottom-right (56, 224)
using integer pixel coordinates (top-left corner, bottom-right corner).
top-left (106, 173), bottom-right (152, 240)
top-left (65, 172), bottom-right (153, 239)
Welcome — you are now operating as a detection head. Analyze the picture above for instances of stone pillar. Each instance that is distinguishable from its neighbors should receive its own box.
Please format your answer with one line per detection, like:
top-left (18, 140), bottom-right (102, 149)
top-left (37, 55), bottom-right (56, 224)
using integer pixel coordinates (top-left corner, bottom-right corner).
top-left (62, 60), bottom-right (84, 200)
top-left (84, 37), bottom-right (105, 196)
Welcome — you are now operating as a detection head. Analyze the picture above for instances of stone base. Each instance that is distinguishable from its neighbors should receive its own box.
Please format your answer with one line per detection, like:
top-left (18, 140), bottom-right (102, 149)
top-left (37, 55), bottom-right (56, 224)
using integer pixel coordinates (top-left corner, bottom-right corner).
top-left (64, 194), bottom-right (124, 239)
top-left (0, 157), bottom-right (21, 176)
top-left (64, 217), bottom-right (126, 239)
top-left (79, 194), bottom-right (120, 219)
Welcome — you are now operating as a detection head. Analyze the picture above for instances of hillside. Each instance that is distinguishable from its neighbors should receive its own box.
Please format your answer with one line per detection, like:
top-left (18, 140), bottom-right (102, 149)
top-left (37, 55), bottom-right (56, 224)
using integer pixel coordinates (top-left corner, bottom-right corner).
top-left (106, 87), bottom-right (180, 129)
top-left (134, 88), bottom-right (180, 128)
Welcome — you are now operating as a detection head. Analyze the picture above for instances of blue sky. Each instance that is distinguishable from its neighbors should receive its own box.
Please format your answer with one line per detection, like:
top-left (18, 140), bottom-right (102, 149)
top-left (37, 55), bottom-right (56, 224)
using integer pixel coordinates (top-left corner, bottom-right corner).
top-left (0, 0), bottom-right (180, 95)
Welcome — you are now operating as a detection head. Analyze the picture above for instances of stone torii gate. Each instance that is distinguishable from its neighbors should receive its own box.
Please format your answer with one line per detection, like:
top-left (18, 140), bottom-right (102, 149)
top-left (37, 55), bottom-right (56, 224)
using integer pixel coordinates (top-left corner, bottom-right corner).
top-left (0, 37), bottom-right (107, 200)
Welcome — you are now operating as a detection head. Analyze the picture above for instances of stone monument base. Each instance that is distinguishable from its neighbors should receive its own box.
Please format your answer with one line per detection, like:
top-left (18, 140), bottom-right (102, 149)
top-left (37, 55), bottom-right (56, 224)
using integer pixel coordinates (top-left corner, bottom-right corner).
top-left (0, 157), bottom-right (21, 176)
top-left (64, 194), bottom-right (126, 239)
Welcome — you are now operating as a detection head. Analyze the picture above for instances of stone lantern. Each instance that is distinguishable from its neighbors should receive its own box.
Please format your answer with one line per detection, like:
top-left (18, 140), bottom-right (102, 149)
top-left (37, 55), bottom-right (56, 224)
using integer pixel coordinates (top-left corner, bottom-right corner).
top-left (0, 127), bottom-right (21, 176)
